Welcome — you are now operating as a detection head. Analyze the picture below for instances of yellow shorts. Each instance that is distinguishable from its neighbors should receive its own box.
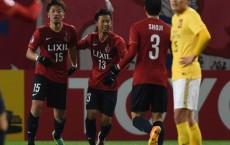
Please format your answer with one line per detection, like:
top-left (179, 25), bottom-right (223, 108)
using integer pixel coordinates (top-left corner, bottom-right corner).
top-left (172, 78), bottom-right (201, 110)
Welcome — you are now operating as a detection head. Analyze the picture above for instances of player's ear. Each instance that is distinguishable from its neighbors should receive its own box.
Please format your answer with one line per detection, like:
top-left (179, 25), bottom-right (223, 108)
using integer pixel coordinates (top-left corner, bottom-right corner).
top-left (95, 20), bottom-right (98, 26)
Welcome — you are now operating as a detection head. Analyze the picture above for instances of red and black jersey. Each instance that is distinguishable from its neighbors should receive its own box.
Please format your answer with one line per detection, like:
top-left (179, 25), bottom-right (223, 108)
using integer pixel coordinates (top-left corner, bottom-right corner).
top-left (77, 31), bottom-right (127, 91)
top-left (0, 0), bottom-right (41, 21)
top-left (119, 18), bottom-right (171, 87)
top-left (0, 0), bottom-right (15, 18)
top-left (28, 23), bottom-right (78, 84)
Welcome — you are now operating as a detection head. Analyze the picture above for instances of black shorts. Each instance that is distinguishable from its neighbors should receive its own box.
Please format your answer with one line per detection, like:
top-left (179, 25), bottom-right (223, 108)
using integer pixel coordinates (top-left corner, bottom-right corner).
top-left (131, 84), bottom-right (168, 113)
top-left (86, 88), bottom-right (117, 117)
top-left (31, 75), bottom-right (67, 110)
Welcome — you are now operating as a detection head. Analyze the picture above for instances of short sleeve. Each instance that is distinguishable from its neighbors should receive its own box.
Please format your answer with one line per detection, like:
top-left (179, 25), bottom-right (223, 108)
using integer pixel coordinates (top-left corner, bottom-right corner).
top-left (68, 26), bottom-right (78, 48)
top-left (188, 11), bottom-right (206, 35)
top-left (76, 34), bottom-right (92, 50)
top-left (28, 29), bottom-right (41, 51)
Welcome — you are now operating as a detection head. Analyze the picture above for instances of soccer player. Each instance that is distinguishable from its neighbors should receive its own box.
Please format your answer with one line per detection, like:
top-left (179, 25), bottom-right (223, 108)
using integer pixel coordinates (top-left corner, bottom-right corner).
top-left (76, 9), bottom-right (127, 145)
top-left (103, 0), bottom-right (170, 145)
top-left (0, 91), bottom-right (8, 145)
top-left (169, 0), bottom-right (211, 145)
top-left (0, 0), bottom-right (41, 21)
top-left (26, 0), bottom-right (77, 145)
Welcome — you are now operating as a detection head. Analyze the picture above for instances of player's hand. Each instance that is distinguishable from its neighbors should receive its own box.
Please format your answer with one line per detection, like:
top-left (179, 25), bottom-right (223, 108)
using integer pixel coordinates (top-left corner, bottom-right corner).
top-left (179, 54), bottom-right (196, 67)
top-left (36, 55), bottom-right (52, 67)
top-left (103, 65), bottom-right (120, 87)
top-left (68, 65), bottom-right (77, 76)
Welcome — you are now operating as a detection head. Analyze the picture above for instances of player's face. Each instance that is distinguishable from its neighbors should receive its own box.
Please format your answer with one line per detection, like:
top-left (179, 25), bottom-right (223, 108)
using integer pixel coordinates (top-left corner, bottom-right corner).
top-left (96, 15), bottom-right (112, 34)
top-left (170, 0), bottom-right (188, 12)
top-left (48, 5), bottom-right (65, 24)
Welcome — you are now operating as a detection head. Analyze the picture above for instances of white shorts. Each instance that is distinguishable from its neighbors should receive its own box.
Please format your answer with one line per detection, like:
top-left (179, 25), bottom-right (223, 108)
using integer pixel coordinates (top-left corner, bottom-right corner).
top-left (172, 78), bottom-right (201, 110)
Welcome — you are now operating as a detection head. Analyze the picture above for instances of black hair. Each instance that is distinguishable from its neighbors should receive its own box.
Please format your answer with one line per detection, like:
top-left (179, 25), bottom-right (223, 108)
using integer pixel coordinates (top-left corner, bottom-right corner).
top-left (46, 0), bottom-right (66, 12)
top-left (95, 9), bottom-right (112, 22)
top-left (144, 0), bottom-right (162, 16)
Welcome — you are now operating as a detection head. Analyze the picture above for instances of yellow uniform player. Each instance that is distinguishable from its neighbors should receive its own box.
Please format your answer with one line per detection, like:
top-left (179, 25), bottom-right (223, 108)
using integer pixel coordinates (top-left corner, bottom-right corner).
top-left (170, 0), bottom-right (211, 145)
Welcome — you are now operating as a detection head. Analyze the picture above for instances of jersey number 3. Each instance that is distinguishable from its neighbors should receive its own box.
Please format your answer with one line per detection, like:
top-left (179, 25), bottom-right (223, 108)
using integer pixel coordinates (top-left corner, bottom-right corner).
top-left (149, 34), bottom-right (160, 60)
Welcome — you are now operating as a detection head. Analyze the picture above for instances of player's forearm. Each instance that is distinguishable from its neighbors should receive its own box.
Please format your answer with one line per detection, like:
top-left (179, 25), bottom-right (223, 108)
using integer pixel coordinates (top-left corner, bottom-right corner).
top-left (0, 112), bottom-right (8, 131)
top-left (26, 48), bottom-right (37, 61)
top-left (68, 47), bottom-right (77, 66)
top-left (118, 44), bottom-right (137, 69)
top-left (193, 28), bottom-right (211, 56)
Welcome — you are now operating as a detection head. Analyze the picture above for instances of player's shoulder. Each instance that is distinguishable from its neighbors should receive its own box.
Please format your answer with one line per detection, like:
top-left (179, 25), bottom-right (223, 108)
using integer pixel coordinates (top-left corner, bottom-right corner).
top-left (86, 32), bottom-right (98, 40)
top-left (35, 23), bottom-right (50, 36)
top-left (80, 32), bottom-right (97, 42)
top-left (132, 18), bottom-right (148, 27)
top-left (63, 22), bottom-right (77, 30)
top-left (90, 32), bottom-right (98, 37)
top-left (37, 23), bottom-right (49, 31)
top-left (136, 18), bottom-right (148, 23)
top-left (109, 31), bottom-right (125, 42)
top-left (186, 7), bottom-right (200, 17)
top-left (63, 23), bottom-right (78, 34)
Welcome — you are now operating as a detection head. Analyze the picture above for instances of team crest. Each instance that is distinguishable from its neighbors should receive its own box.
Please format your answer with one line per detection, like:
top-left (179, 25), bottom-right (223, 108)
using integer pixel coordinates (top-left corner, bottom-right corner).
top-left (105, 44), bottom-right (110, 53)
top-left (178, 19), bottom-right (183, 28)
top-left (64, 33), bottom-right (70, 42)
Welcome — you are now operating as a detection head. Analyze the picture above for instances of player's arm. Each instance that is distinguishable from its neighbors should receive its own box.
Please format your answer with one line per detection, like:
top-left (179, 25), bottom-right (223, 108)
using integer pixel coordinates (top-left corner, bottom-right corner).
top-left (26, 48), bottom-right (37, 61)
top-left (180, 27), bottom-right (211, 67)
top-left (117, 25), bottom-right (138, 70)
top-left (117, 41), bottom-right (137, 70)
top-left (68, 46), bottom-right (77, 67)
top-left (76, 34), bottom-right (91, 50)
top-left (67, 46), bottom-right (78, 76)
top-left (0, 92), bottom-right (8, 132)
top-left (67, 27), bottom-right (78, 75)
top-left (103, 27), bottom-right (138, 87)
top-left (15, 0), bottom-right (41, 21)
top-left (103, 41), bottom-right (137, 87)
top-left (117, 38), bottom-right (127, 60)
top-left (193, 27), bottom-right (211, 56)
top-left (26, 30), bottom-right (51, 67)
top-left (3, 0), bottom-right (41, 21)
top-left (0, 112), bottom-right (8, 132)
top-left (26, 47), bottom-right (52, 67)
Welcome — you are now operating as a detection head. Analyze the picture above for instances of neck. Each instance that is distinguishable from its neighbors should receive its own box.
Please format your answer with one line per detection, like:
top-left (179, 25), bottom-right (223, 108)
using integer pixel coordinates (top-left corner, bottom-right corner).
top-left (147, 15), bottom-right (159, 19)
top-left (99, 32), bottom-right (109, 42)
top-left (176, 6), bottom-right (188, 14)
top-left (50, 22), bottom-right (63, 32)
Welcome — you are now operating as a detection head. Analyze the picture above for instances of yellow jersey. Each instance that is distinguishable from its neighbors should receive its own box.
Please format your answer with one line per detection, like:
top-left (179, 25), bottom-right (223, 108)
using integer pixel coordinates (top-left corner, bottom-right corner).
top-left (171, 7), bottom-right (207, 81)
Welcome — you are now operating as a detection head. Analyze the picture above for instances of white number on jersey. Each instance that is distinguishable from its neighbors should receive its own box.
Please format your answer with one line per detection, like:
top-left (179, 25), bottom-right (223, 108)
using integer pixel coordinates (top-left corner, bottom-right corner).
top-left (55, 52), bottom-right (64, 62)
top-left (149, 34), bottom-right (160, 60)
top-left (98, 59), bottom-right (106, 69)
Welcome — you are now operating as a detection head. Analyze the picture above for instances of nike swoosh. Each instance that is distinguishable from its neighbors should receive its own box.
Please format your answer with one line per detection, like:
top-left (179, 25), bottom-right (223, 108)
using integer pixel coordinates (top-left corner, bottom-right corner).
top-left (32, 93), bottom-right (38, 96)
top-left (93, 43), bottom-right (98, 46)
top-left (46, 37), bottom-right (52, 40)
